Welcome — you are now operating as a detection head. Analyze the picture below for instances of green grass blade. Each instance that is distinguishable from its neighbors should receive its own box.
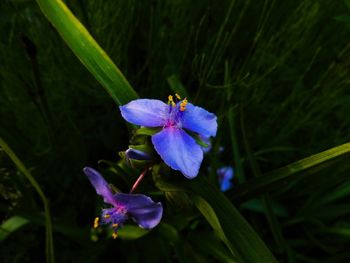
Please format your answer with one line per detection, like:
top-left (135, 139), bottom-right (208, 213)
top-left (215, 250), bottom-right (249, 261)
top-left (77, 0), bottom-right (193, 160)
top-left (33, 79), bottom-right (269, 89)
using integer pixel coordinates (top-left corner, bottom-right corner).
top-left (192, 195), bottom-right (240, 260)
top-left (228, 107), bottom-right (245, 183)
top-left (118, 225), bottom-right (149, 240)
top-left (167, 75), bottom-right (189, 98)
top-left (240, 108), bottom-right (286, 254)
top-left (0, 138), bottom-right (54, 263)
top-left (230, 142), bottom-right (350, 202)
top-left (156, 177), bottom-right (279, 263)
top-left (0, 216), bottom-right (29, 241)
top-left (35, 0), bottom-right (138, 105)
top-left (188, 233), bottom-right (239, 263)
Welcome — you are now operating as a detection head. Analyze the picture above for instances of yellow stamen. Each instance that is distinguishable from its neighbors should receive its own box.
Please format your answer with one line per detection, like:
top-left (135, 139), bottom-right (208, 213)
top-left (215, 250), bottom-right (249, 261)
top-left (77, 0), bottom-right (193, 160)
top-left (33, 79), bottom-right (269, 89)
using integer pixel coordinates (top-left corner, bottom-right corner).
top-left (112, 232), bottom-right (118, 239)
top-left (104, 214), bottom-right (110, 219)
top-left (93, 217), bottom-right (99, 229)
top-left (168, 95), bottom-right (176, 106)
top-left (175, 93), bottom-right (181, 100)
top-left (112, 223), bottom-right (119, 228)
top-left (180, 98), bottom-right (188, 111)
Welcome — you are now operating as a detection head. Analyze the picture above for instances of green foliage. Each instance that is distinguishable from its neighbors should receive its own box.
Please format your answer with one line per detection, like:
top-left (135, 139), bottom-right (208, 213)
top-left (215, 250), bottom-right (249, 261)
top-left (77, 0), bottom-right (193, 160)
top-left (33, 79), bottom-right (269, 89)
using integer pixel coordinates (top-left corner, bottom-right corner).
top-left (1, 0), bottom-right (350, 262)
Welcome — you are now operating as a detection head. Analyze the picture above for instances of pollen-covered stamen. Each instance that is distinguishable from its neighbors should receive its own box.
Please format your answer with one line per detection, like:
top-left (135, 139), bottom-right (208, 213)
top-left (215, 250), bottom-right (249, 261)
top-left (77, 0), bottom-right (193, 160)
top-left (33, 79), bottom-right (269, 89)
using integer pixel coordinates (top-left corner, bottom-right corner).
top-left (93, 217), bottom-right (99, 229)
top-left (111, 223), bottom-right (119, 239)
top-left (167, 95), bottom-right (175, 106)
top-left (180, 98), bottom-right (188, 111)
top-left (175, 93), bottom-right (181, 100)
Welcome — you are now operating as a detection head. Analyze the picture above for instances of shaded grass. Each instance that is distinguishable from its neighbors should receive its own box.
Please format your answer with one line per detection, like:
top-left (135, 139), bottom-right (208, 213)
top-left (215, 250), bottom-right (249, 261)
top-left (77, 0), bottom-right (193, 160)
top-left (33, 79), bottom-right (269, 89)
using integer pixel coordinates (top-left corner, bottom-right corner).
top-left (0, 0), bottom-right (349, 262)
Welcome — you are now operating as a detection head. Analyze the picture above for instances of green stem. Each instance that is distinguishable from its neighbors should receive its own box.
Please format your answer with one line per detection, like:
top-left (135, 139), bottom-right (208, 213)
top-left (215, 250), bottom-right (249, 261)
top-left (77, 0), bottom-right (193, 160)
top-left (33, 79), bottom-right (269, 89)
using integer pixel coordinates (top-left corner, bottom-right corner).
top-left (0, 138), bottom-right (54, 263)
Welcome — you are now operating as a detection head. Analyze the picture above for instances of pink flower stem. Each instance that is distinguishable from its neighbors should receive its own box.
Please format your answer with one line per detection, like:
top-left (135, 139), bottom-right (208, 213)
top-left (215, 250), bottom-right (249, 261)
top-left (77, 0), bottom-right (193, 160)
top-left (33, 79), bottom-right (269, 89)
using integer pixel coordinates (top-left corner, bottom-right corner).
top-left (129, 167), bottom-right (150, 193)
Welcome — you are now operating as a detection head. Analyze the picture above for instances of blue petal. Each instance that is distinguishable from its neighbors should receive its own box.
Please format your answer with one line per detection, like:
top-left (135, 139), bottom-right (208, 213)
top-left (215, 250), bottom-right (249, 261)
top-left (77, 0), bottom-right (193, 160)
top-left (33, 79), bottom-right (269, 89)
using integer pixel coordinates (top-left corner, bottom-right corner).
top-left (125, 148), bottom-right (152, 160)
top-left (181, 103), bottom-right (217, 138)
top-left (114, 193), bottom-right (163, 229)
top-left (152, 127), bottom-right (203, 179)
top-left (217, 166), bottom-right (234, 192)
top-left (119, 99), bottom-right (168, 127)
top-left (83, 167), bottom-right (117, 206)
top-left (220, 180), bottom-right (233, 192)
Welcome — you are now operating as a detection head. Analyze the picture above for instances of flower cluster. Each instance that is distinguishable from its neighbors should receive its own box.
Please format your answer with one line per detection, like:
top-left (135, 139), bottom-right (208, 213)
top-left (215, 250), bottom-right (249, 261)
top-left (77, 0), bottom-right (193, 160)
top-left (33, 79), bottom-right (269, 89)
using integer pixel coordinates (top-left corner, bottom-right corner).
top-left (84, 95), bottom-right (218, 238)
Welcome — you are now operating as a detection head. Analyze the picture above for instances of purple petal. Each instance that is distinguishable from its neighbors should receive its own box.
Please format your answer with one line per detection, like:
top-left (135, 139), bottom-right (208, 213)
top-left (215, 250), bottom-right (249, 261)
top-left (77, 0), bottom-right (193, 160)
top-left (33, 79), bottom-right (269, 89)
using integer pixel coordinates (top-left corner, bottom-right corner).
top-left (114, 193), bottom-right (163, 229)
top-left (217, 166), bottom-right (234, 192)
top-left (119, 99), bottom-right (168, 127)
top-left (152, 127), bottom-right (203, 179)
top-left (125, 148), bottom-right (152, 160)
top-left (181, 103), bottom-right (217, 137)
top-left (83, 167), bottom-right (117, 206)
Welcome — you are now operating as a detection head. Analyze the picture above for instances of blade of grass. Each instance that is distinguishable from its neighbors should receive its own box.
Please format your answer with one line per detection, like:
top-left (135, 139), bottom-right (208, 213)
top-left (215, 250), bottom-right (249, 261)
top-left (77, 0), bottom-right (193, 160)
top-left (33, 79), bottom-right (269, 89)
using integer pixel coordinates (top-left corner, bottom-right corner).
top-left (156, 177), bottom-right (279, 263)
top-left (228, 106), bottom-right (245, 183)
top-left (167, 75), bottom-right (189, 98)
top-left (229, 142), bottom-right (350, 202)
top-left (0, 138), bottom-right (54, 263)
top-left (35, 0), bottom-right (138, 105)
top-left (192, 195), bottom-right (241, 260)
top-left (0, 216), bottom-right (29, 241)
top-left (240, 106), bottom-right (286, 254)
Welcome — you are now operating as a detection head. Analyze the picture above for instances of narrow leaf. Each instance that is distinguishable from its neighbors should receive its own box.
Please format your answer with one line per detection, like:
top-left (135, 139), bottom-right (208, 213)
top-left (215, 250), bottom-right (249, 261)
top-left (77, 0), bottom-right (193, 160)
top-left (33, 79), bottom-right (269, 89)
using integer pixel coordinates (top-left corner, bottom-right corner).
top-left (0, 216), bottom-right (29, 241)
top-left (117, 225), bottom-right (149, 240)
top-left (0, 138), bottom-right (55, 263)
top-left (230, 143), bottom-right (350, 202)
top-left (35, 0), bottom-right (138, 105)
top-left (167, 75), bottom-right (189, 98)
top-left (156, 177), bottom-right (279, 263)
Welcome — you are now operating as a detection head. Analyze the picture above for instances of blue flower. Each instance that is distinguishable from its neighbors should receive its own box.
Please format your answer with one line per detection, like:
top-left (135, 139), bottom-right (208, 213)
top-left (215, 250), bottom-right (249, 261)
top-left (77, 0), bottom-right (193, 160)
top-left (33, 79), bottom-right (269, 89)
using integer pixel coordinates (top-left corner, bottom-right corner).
top-left (217, 166), bottom-right (234, 192)
top-left (83, 167), bottom-right (163, 238)
top-left (119, 95), bottom-right (217, 179)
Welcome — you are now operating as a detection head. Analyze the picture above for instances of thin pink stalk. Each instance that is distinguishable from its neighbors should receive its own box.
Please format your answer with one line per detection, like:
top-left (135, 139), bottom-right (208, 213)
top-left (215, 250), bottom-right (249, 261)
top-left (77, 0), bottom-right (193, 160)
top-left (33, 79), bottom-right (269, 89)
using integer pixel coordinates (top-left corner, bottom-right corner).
top-left (129, 167), bottom-right (150, 193)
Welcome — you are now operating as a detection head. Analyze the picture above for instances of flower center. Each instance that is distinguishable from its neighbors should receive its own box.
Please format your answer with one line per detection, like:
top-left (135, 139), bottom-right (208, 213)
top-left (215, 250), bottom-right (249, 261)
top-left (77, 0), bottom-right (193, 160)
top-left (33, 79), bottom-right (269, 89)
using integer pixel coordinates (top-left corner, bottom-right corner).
top-left (166, 94), bottom-right (188, 128)
top-left (93, 206), bottom-right (128, 239)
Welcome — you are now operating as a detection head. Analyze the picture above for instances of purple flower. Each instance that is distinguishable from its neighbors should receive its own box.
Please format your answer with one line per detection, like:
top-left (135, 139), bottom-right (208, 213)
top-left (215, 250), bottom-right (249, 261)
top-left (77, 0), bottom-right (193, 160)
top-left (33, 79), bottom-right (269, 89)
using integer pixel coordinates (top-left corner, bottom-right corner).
top-left (119, 95), bottom-right (217, 179)
top-left (217, 166), bottom-right (234, 192)
top-left (83, 167), bottom-right (163, 237)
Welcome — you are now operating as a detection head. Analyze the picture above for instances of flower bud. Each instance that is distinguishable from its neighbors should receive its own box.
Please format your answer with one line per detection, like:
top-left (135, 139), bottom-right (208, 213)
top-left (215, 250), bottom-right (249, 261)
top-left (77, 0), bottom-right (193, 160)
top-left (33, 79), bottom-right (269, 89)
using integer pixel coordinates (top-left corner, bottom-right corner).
top-left (120, 146), bottom-right (154, 169)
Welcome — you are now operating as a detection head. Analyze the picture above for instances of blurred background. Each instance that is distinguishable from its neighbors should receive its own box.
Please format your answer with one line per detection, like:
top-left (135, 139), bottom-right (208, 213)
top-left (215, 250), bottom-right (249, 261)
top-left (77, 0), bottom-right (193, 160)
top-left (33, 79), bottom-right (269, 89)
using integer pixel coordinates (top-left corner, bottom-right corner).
top-left (1, 0), bottom-right (350, 262)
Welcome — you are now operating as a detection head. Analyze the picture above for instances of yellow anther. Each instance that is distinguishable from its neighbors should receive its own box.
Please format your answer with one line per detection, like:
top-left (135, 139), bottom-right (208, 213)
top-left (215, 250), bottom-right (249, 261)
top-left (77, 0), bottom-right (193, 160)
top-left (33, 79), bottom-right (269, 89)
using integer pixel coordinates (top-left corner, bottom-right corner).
top-left (168, 95), bottom-right (176, 106)
top-left (175, 93), bottom-right (181, 100)
top-left (93, 217), bottom-right (99, 229)
top-left (112, 223), bottom-right (119, 228)
top-left (179, 98), bottom-right (188, 111)
top-left (104, 214), bottom-right (111, 219)
top-left (112, 232), bottom-right (118, 239)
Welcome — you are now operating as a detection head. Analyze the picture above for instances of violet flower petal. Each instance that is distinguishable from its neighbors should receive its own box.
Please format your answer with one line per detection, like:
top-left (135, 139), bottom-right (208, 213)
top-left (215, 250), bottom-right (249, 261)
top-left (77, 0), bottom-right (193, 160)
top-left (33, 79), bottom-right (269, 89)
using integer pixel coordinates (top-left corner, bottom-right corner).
top-left (152, 127), bottom-right (203, 179)
top-left (119, 99), bottom-right (168, 127)
top-left (181, 103), bottom-right (217, 138)
top-left (114, 193), bottom-right (163, 229)
top-left (217, 166), bottom-right (234, 192)
top-left (83, 167), bottom-right (117, 206)
top-left (125, 148), bottom-right (152, 160)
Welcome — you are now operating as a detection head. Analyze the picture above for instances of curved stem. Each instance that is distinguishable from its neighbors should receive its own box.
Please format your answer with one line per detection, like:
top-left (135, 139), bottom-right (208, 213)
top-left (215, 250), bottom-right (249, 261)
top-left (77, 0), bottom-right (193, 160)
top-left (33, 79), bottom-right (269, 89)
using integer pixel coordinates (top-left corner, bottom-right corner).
top-left (129, 167), bottom-right (150, 193)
